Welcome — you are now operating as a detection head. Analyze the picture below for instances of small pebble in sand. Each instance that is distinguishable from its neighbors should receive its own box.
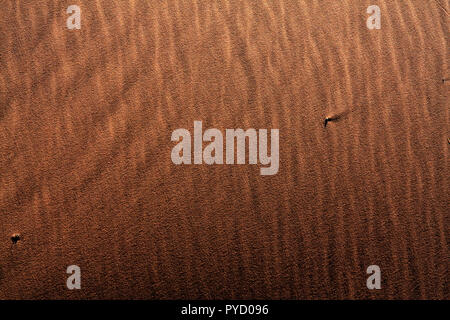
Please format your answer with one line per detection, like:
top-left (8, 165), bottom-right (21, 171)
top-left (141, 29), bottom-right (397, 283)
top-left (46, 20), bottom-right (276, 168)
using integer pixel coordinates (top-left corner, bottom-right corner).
top-left (10, 233), bottom-right (21, 244)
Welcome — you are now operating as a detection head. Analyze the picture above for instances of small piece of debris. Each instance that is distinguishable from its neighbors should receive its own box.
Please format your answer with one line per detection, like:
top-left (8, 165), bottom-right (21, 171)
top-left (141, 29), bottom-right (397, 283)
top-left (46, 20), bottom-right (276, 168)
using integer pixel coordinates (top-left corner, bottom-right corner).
top-left (11, 234), bottom-right (21, 244)
top-left (323, 109), bottom-right (357, 128)
top-left (324, 115), bottom-right (340, 127)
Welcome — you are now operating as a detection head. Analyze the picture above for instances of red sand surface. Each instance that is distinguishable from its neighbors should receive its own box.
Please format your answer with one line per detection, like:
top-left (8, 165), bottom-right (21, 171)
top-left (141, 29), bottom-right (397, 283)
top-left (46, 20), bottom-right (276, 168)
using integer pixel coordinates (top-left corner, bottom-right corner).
top-left (0, 0), bottom-right (448, 299)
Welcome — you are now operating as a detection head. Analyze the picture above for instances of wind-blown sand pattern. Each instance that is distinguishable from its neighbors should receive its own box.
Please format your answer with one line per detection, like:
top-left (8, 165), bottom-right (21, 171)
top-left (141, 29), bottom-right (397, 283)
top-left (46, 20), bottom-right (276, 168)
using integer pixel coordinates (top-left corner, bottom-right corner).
top-left (0, 0), bottom-right (448, 299)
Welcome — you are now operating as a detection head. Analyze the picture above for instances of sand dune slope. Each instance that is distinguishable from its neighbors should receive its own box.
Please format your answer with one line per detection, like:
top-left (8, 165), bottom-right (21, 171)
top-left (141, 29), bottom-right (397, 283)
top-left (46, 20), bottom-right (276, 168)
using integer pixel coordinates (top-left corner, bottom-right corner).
top-left (0, 0), bottom-right (448, 299)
